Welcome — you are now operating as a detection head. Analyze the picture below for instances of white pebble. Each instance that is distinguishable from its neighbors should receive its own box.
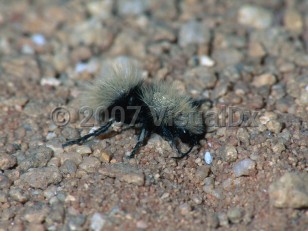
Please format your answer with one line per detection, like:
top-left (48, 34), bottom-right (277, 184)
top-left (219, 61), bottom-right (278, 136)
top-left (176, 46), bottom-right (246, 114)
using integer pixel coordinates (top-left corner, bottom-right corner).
top-left (90, 213), bottom-right (106, 231)
top-left (40, 77), bottom-right (61, 87)
top-left (75, 62), bottom-right (88, 73)
top-left (31, 34), bottom-right (46, 46)
top-left (46, 132), bottom-right (57, 140)
top-left (200, 55), bottom-right (215, 67)
top-left (21, 44), bottom-right (34, 54)
top-left (204, 151), bottom-right (213, 165)
top-left (75, 61), bottom-right (98, 74)
top-left (233, 158), bottom-right (256, 177)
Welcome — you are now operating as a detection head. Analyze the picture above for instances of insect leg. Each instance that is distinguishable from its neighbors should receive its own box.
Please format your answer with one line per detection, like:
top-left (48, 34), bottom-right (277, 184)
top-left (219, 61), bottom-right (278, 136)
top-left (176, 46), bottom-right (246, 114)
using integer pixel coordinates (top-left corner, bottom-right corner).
top-left (62, 120), bottom-right (113, 147)
top-left (127, 128), bottom-right (150, 158)
top-left (172, 144), bottom-right (194, 159)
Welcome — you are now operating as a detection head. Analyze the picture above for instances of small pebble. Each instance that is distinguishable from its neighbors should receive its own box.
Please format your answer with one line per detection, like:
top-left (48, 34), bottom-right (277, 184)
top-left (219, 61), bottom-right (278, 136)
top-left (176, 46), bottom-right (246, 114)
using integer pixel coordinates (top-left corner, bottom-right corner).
top-left (179, 203), bottom-right (192, 215)
top-left (252, 73), bottom-right (276, 87)
top-left (99, 163), bottom-right (145, 186)
top-left (178, 20), bottom-right (210, 47)
top-left (227, 207), bottom-right (244, 224)
top-left (195, 165), bottom-right (210, 181)
top-left (79, 156), bottom-right (101, 173)
top-left (238, 5), bottom-right (273, 29)
top-left (266, 120), bottom-right (282, 134)
top-left (9, 188), bottom-right (29, 203)
top-left (204, 151), bottom-right (213, 165)
top-left (20, 166), bottom-right (62, 189)
top-left (0, 153), bottom-right (17, 170)
top-left (284, 9), bottom-right (303, 34)
top-left (207, 213), bottom-right (219, 229)
top-left (60, 159), bottom-right (77, 175)
top-left (218, 212), bottom-right (229, 227)
top-left (199, 55), bottom-right (215, 67)
top-left (40, 77), bottom-right (61, 87)
top-left (136, 220), bottom-right (148, 229)
top-left (272, 142), bottom-right (285, 154)
top-left (269, 172), bottom-right (308, 208)
top-left (31, 34), bottom-right (46, 46)
top-left (220, 145), bottom-right (238, 163)
top-left (76, 146), bottom-right (92, 155)
top-left (233, 158), bottom-right (256, 177)
top-left (90, 213), bottom-right (106, 231)
top-left (117, 0), bottom-right (148, 16)
top-left (68, 215), bottom-right (86, 230)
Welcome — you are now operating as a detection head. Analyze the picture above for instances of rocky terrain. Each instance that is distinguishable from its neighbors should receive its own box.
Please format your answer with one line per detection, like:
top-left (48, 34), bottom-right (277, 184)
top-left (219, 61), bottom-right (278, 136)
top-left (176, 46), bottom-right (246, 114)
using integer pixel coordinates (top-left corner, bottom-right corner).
top-left (0, 0), bottom-right (307, 230)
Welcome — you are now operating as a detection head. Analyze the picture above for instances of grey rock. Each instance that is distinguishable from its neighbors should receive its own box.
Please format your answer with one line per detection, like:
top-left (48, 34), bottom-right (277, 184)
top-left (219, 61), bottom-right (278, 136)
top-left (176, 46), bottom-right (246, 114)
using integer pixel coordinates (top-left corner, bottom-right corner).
top-left (237, 128), bottom-right (250, 145)
top-left (218, 212), bottom-right (229, 227)
top-left (9, 188), bottom-right (29, 203)
top-left (220, 145), bottom-right (238, 163)
top-left (0, 174), bottom-right (12, 189)
top-left (212, 48), bottom-right (243, 68)
top-left (68, 215), bottom-right (86, 231)
top-left (60, 152), bottom-right (83, 165)
top-left (99, 163), bottom-right (145, 186)
top-left (185, 67), bottom-right (217, 89)
top-left (238, 5), bottom-right (273, 29)
top-left (0, 153), bottom-right (17, 170)
top-left (211, 81), bottom-right (230, 99)
top-left (61, 127), bottom-right (80, 140)
top-left (293, 53), bottom-right (308, 67)
top-left (20, 166), bottom-right (62, 189)
top-left (269, 172), bottom-right (308, 208)
top-left (76, 146), bottom-right (92, 155)
top-left (227, 207), bottom-right (244, 224)
top-left (233, 158), bottom-right (256, 177)
top-left (195, 165), bottom-right (210, 181)
top-left (117, 0), bottom-right (148, 16)
top-left (266, 120), bottom-right (282, 134)
top-left (46, 203), bottom-right (65, 223)
top-left (60, 159), bottom-right (77, 175)
top-left (284, 9), bottom-right (304, 34)
top-left (91, 213), bottom-right (107, 231)
top-left (179, 20), bottom-right (210, 47)
top-left (19, 146), bottom-right (53, 171)
top-left (79, 156), bottom-right (101, 173)
top-left (22, 203), bottom-right (48, 223)
top-left (0, 192), bottom-right (8, 203)
top-left (252, 73), bottom-right (276, 87)
top-left (207, 213), bottom-right (219, 229)
top-left (178, 203), bottom-right (191, 215)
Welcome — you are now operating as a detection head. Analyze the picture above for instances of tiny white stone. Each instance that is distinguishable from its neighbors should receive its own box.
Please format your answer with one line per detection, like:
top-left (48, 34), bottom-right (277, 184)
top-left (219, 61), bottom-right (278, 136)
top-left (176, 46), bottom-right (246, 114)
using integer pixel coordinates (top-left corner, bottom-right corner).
top-left (90, 213), bottom-right (106, 231)
top-left (21, 44), bottom-right (34, 54)
top-left (31, 34), bottom-right (46, 46)
top-left (204, 151), bottom-right (213, 165)
top-left (46, 132), bottom-right (56, 140)
top-left (208, 142), bottom-right (212, 147)
top-left (40, 77), bottom-right (61, 86)
top-left (75, 61), bottom-right (98, 74)
top-left (75, 62), bottom-right (88, 73)
top-left (200, 55), bottom-right (215, 67)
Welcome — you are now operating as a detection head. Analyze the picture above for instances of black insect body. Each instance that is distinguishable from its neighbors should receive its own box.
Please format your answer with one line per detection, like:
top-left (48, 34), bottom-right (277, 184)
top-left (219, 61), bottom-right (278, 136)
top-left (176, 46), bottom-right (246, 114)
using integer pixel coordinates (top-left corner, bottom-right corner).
top-left (63, 63), bottom-right (206, 159)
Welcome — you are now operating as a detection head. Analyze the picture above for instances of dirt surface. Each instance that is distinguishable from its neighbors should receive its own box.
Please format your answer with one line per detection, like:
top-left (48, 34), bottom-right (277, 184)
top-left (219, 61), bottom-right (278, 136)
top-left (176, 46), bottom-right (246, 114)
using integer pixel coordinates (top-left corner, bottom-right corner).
top-left (0, 0), bottom-right (307, 230)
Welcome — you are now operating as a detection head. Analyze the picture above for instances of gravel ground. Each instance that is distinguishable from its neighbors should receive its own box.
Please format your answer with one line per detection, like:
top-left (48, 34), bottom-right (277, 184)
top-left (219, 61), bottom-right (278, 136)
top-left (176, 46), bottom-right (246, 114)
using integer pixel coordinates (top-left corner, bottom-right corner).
top-left (0, 0), bottom-right (307, 230)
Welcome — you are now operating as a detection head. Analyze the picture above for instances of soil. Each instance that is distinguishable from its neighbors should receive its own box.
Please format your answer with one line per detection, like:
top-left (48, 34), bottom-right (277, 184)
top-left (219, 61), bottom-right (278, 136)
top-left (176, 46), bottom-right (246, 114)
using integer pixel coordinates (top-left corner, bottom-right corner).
top-left (0, 0), bottom-right (307, 231)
